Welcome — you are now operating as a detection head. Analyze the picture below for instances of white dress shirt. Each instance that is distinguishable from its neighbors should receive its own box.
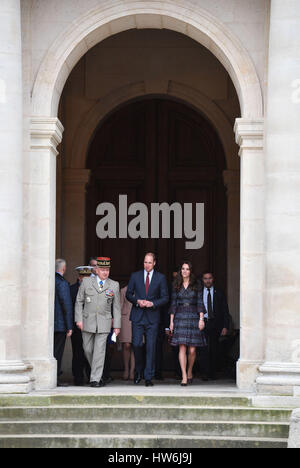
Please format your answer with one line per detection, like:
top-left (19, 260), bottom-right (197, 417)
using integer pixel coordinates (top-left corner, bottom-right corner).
top-left (144, 269), bottom-right (154, 285)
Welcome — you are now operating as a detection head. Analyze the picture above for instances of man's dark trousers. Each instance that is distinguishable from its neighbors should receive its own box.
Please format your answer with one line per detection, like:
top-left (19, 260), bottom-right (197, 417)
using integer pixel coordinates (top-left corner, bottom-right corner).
top-left (54, 332), bottom-right (67, 377)
top-left (126, 270), bottom-right (169, 382)
top-left (203, 319), bottom-right (220, 378)
top-left (132, 314), bottom-right (159, 381)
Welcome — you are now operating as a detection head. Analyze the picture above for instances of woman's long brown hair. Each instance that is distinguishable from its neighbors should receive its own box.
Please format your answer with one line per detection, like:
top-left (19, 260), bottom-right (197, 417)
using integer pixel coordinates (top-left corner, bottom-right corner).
top-left (173, 261), bottom-right (198, 291)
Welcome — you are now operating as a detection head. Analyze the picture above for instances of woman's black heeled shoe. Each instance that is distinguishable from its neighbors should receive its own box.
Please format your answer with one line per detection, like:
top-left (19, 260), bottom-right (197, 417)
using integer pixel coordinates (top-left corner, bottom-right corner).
top-left (187, 378), bottom-right (193, 385)
top-left (181, 381), bottom-right (187, 387)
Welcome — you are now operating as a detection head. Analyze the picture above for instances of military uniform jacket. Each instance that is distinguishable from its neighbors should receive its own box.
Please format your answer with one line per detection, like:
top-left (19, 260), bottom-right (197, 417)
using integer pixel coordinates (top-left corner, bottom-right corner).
top-left (75, 276), bottom-right (121, 333)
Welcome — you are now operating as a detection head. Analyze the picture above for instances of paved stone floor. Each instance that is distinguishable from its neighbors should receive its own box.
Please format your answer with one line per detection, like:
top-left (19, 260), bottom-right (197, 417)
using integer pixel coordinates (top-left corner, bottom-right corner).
top-left (32, 379), bottom-right (250, 397)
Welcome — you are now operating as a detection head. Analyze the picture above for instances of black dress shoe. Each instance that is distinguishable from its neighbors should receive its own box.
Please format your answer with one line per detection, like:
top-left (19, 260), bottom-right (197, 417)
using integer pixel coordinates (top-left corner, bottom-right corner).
top-left (90, 380), bottom-right (106, 388)
top-left (134, 374), bottom-right (142, 385)
top-left (90, 381), bottom-right (100, 387)
top-left (145, 380), bottom-right (154, 387)
top-left (103, 376), bottom-right (114, 384)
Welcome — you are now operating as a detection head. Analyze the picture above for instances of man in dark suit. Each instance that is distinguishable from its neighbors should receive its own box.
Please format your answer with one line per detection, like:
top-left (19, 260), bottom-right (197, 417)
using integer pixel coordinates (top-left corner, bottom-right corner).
top-left (200, 271), bottom-right (231, 380)
top-left (126, 253), bottom-right (169, 387)
top-left (70, 266), bottom-right (92, 386)
top-left (54, 259), bottom-right (73, 386)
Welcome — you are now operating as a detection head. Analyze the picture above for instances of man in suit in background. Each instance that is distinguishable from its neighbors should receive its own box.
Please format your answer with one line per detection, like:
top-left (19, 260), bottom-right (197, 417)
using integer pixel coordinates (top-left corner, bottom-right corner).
top-left (70, 266), bottom-right (92, 386)
top-left (200, 271), bottom-right (230, 380)
top-left (75, 257), bottom-right (121, 387)
top-left (54, 259), bottom-right (73, 386)
top-left (126, 253), bottom-right (169, 387)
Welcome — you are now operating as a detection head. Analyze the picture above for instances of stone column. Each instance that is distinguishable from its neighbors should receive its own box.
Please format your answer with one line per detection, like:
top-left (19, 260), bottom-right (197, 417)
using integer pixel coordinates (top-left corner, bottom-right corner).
top-left (22, 118), bottom-right (64, 390)
top-left (288, 409), bottom-right (300, 448)
top-left (256, 0), bottom-right (300, 396)
top-left (0, 0), bottom-right (32, 393)
top-left (223, 170), bottom-right (240, 329)
top-left (234, 118), bottom-right (265, 391)
top-left (63, 169), bottom-right (91, 285)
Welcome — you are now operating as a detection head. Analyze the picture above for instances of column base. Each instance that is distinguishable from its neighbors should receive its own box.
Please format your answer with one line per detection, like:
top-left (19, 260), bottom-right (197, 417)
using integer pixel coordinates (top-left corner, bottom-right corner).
top-left (288, 409), bottom-right (300, 448)
top-left (256, 362), bottom-right (300, 396)
top-left (0, 361), bottom-right (34, 394)
top-left (29, 358), bottom-right (57, 390)
top-left (236, 359), bottom-right (261, 391)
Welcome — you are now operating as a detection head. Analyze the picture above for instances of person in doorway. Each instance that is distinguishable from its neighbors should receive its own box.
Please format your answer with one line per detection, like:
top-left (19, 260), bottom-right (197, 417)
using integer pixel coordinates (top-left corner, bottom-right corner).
top-left (200, 271), bottom-right (230, 380)
top-left (118, 283), bottom-right (135, 381)
top-left (169, 261), bottom-right (206, 386)
top-left (126, 253), bottom-right (169, 387)
top-left (70, 266), bottom-right (92, 386)
top-left (75, 257), bottom-right (121, 387)
top-left (54, 259), bottom-right (73, 387)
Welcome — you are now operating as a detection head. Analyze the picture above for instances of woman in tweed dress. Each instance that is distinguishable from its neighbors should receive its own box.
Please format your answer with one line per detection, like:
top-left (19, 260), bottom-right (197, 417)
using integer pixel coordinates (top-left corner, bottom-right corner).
top-left (169, 261), bottom-right (206, 386)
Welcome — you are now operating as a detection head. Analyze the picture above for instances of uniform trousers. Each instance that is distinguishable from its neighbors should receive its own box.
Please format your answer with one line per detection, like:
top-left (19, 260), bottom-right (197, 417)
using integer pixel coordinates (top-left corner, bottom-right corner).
top-left (82, 331), bottom-right (109, 383)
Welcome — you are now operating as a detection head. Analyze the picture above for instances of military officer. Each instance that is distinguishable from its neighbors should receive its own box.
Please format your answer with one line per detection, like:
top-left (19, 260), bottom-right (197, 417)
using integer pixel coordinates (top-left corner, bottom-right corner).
top-left (75, 257), bottom-right (121, 387)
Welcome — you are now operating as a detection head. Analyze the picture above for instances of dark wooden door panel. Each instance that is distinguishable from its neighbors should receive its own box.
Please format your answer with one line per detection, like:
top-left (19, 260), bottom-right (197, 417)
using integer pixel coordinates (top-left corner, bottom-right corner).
top-left (86, 98), bottom-right (227, 290)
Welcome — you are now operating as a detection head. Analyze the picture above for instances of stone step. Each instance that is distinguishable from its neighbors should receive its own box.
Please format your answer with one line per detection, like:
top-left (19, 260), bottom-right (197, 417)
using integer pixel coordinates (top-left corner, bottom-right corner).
top-left (0, 394), bottom-right (252, 408)
top-left (0, 406), bottom-right (292, 423)
top-left (0, 434), bottom-right (288, 449)
top-left (0, 420), bottom-right (290, 439)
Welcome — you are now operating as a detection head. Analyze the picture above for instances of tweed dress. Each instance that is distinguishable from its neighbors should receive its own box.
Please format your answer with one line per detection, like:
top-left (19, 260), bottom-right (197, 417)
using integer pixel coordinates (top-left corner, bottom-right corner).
top-left (169, 286), bottom-right (207, 347)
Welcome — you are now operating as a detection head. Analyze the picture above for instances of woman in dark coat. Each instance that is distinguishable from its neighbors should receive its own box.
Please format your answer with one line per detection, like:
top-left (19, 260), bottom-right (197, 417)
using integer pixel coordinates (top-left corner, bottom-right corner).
top-left (169, 261), bottom-right (206, 386)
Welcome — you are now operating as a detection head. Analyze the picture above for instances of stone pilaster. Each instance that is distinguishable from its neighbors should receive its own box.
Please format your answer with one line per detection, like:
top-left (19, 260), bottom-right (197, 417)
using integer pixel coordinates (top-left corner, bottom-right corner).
top-left (256, 0), bottom-right (300, 396)
top-left (0, 0), bottom-right (32, 393)
top-left (223, 170), bottom-right (240, 329)
top-left (234, 118), bottom-right (265, 391)
top-left (63, 168), bottom-right (91, 285)
top-left (22, 117), bottom-right (64, 390)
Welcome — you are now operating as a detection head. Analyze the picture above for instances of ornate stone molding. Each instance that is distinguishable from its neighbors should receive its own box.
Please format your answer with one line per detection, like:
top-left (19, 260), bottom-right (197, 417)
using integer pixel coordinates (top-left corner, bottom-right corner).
top-left (30, 117), bottom-right (64, 156)
top-left (0, 361), bottom-right (33, 394)
top-left (256, 362), bottom-right (300, 396)
top-left (234, 118), bottom-right (264, 154)
top-left (31, 0), bottom-right (263, 118)
top-left (70, 81), bottom-right (238, 170)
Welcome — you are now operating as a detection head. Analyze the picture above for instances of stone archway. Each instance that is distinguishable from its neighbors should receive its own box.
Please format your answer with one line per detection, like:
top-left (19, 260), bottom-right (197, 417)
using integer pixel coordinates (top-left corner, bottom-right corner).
top-left (26, 1), bottom-right (264, 391)
top-left (31, 0), bottom-right (263, 118)
top-left (70, 82), bottom-right (238, 170)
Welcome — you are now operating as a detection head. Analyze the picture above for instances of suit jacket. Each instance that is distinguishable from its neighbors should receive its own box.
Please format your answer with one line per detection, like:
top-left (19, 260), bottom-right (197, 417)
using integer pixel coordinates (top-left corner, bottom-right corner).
top-left (201, 286), bottom-right (230, 334)
top-left (54, 273), bottom-right (73, 332)
top-left (75, 276), bottom-right (121, 334)
top-left (126, 270), bottom-right (169, 325)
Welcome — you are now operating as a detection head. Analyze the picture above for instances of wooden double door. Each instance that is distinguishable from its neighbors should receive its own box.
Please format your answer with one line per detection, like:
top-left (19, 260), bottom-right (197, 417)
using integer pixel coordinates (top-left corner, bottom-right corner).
top-left (86, 98), bottom-right (227, 289)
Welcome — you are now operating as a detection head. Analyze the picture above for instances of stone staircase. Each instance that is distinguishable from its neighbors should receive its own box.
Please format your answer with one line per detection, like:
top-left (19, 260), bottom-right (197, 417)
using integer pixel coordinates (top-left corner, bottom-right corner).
top-left (0, 394), bottom-right (292, 448)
